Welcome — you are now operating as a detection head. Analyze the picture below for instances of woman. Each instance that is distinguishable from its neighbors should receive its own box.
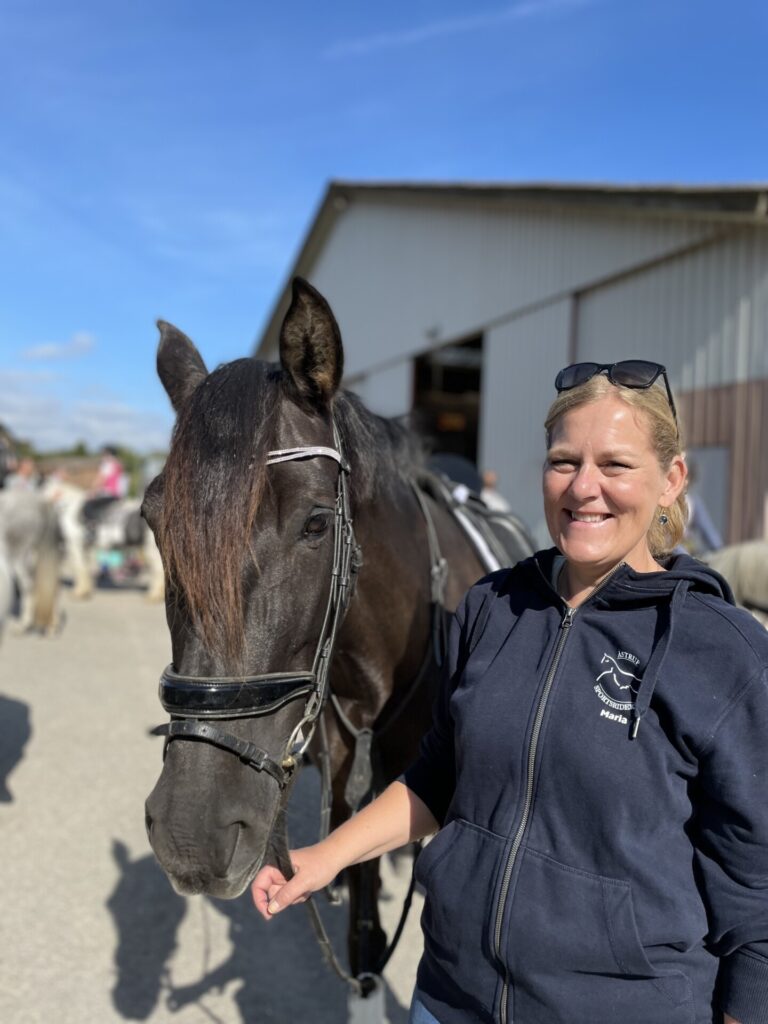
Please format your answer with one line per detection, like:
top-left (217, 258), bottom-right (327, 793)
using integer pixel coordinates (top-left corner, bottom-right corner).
top-left (252, 361), bottom-right (767, 1024)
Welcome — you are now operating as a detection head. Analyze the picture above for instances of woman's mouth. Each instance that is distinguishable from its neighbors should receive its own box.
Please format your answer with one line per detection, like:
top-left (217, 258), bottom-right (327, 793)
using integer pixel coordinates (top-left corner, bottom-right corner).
top-left (567, 510), bottom-right (612, 524)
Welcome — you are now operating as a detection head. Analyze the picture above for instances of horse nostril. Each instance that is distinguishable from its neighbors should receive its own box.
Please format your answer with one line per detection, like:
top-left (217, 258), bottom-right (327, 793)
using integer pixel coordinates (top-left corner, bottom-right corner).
top-left (145, 809), bottom-right (154, 837)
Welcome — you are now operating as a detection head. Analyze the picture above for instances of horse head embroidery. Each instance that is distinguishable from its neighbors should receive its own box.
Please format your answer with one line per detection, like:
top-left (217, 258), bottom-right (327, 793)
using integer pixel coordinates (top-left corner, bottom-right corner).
top-left (595, 653), bottom-right (641, 693)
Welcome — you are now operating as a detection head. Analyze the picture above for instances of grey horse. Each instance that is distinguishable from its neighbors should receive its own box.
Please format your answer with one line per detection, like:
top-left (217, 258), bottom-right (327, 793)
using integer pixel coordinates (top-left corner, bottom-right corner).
top-left (0, 489), bottom-right (61, 636)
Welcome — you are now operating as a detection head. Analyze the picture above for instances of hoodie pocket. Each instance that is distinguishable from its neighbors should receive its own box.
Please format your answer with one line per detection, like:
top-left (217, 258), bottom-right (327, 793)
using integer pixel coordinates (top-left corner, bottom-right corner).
top-left (508, 849), bottom-right (693, 1024)
top-left (416, 818), bottom-right (506, 1016)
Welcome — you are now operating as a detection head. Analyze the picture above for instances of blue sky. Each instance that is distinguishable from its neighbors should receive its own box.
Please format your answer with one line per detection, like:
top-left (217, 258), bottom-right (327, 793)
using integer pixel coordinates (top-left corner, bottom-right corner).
top-left (1, 0), bottom-right (766, 452)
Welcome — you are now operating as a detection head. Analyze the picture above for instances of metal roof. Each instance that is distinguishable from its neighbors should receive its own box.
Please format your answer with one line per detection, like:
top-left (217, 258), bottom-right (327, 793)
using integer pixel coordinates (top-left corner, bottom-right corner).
top-left (254, 180), bottom-right (768, 356)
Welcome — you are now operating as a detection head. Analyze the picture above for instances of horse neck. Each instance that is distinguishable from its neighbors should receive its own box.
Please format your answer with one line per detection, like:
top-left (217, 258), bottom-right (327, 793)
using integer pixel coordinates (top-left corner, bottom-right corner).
top-left (333, 475), bottom-right (434, 706)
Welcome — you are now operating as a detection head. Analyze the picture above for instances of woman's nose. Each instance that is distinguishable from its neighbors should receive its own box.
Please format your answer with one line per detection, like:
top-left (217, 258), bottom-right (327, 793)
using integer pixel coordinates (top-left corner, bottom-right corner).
top-left (568, 464), bottom-right (600, 500)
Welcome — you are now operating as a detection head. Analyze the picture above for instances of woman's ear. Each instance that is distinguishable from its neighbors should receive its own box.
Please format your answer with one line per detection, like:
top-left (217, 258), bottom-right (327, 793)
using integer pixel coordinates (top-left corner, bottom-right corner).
top-left (659, 454), bottom-right (687, 508)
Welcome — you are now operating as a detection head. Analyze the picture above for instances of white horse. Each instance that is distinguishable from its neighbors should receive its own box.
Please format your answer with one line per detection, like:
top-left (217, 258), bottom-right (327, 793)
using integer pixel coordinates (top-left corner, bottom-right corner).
top-left (41, 477), bottom-right (164, 602)
top-left (41, 478), bottom-right (94, 598)
top-left (0, 489), bottom-right (61, 634)
top-left (705, 540), bottom-right (768, 628)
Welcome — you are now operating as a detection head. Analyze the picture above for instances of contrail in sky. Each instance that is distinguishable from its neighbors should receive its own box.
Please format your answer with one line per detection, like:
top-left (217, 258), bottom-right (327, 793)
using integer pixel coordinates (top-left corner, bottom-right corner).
top-left (324, 0), bottom-right (597, 59)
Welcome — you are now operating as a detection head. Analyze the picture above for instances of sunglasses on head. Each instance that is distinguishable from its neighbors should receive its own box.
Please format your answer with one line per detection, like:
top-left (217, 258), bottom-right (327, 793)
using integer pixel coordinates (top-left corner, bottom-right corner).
top-left (554, 360), bottom-right (678, 424)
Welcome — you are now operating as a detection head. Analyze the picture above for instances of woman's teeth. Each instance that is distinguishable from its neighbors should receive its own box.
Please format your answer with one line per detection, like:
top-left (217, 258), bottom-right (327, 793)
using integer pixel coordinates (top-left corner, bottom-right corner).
top-left (570, 511), bottom-right (609, 523)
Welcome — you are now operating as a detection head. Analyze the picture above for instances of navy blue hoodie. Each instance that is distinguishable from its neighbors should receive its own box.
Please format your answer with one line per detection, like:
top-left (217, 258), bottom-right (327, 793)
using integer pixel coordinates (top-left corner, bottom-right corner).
top-left (403, 550), bottom-right (768, 1024)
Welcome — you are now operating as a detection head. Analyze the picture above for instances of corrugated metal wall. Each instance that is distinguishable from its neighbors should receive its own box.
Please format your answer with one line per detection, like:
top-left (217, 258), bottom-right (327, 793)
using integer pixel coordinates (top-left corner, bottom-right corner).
top-left (577, 227), bottom-right (768, 541)
top-left (309, 197), bottom-right (717, 378)
top-left (481, 298), bottom-right (572, 544)
top-left (347, 361), bottom-right (413, 418)
top-left (577, 228), bottom-right (768, 387)
top-left (290, 197), bottom-right (768, 542)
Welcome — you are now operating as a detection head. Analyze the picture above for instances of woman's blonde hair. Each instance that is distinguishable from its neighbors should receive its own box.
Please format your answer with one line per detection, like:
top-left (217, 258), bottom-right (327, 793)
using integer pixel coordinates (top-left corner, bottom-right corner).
top-left (544, 374), bottom-right (688, 557)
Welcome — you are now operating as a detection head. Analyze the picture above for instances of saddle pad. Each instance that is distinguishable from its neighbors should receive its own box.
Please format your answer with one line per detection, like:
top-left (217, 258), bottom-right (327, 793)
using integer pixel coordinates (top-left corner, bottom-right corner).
top-left (417, 471), bottom-right (536, 574)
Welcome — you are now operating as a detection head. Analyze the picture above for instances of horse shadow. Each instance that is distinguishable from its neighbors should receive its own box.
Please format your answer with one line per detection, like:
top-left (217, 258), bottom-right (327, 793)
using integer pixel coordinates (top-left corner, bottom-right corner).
top-left (106, 839), bottom-right (187, 1020)
top-left (0, 693), bottom-right (31, 803)
top-left (107, 832), bottom-right (409, 1022)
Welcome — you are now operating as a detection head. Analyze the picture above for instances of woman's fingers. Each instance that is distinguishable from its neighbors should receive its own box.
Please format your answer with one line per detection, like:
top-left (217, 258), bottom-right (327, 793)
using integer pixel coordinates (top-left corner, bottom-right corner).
top-left (251, 865), bottom-right (287, 919)
top-left (251, 845), bottom-right (337, 919)
top-left (265, 872), bottom-right (312, 915)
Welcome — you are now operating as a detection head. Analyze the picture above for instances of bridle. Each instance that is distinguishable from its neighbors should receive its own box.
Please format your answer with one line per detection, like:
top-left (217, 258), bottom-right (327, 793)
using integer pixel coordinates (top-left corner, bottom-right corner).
top-left (152, 418), bottom-right (448, 994)
top-left (153, 422), bottom-right (362, 789)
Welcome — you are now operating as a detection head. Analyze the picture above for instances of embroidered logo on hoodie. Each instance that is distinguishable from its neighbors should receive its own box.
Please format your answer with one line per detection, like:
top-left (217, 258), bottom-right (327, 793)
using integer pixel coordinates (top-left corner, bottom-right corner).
top-left (594, 651), bottom-right (641, 722)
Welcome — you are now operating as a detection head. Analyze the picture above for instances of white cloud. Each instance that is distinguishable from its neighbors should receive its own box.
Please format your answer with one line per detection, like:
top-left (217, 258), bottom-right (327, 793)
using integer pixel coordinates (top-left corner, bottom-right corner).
top-left (0, 368), bottom-right (62, 384)
top-left (126, 199), bottom-right (291, 275)
top-left (324, 0), bottom-right (593, 58)
top-left (68, 401), bottom-right (172, 451)
top-left (21, 331), bottom-right (96, 362)
top-left (0, 375), bottom-right (172, 453)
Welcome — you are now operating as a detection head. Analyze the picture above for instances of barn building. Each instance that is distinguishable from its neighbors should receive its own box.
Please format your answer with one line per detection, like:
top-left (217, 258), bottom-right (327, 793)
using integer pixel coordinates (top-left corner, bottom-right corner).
top-left (254, 183), bottom-right (768, 547)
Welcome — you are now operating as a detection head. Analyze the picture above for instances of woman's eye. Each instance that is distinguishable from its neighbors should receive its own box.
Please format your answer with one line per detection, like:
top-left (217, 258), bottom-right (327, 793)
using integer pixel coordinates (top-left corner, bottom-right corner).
top-left (549, 459), bottom-right (576, 470)
top-left (304, 512), bottom-right (331, 537)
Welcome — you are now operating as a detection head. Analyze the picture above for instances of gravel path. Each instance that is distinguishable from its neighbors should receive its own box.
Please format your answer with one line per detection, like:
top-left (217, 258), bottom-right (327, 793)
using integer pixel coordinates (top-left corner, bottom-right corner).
top-left (0, 587), bottom-right (423, 1023)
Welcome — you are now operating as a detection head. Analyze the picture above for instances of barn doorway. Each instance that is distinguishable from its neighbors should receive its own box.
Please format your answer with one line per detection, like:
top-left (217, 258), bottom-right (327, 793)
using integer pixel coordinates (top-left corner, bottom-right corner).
top-left (412, 335), bottom-right (483, 464)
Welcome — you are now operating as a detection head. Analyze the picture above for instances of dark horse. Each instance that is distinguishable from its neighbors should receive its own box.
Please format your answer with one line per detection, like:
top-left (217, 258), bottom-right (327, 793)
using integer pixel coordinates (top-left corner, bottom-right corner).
top-left (143, 279), bottom-right (530, 986)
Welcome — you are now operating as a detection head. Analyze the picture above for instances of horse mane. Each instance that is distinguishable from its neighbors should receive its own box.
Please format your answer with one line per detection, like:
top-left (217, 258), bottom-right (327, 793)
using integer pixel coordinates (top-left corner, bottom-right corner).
top-left (158, 358), bottom-right (421, 662)
top-left (333, 387), bottom-right (424, 506)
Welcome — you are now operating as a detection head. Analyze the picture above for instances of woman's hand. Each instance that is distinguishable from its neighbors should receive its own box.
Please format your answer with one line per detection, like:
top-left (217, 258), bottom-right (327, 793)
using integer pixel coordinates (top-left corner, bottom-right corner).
top-left (251, 844), bottom-right (340, 920)
top-left (251, 782), bottom-right (438, 921)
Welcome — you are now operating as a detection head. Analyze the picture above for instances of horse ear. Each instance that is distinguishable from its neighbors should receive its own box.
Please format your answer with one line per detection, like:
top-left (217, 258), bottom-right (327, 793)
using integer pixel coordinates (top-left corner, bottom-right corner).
top-left (156, 321), bottom-right (209, 413)
top-left (279, 278), bottom-right (343, 408)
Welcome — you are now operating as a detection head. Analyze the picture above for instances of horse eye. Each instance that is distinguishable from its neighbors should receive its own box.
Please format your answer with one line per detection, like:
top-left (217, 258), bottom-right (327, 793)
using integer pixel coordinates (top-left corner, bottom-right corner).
top-left (304, 511), bottom-right (331, 537)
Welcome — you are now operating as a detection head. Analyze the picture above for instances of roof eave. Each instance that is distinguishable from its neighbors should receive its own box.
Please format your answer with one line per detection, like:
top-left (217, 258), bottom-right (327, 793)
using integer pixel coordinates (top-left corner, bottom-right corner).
top-left (253, 180), bottom-right (768, 358)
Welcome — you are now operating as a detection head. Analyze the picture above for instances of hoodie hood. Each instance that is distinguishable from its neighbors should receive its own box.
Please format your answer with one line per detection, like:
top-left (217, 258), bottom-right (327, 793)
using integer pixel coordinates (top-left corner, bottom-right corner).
top-left (532, 547), bottom-right (736, 607)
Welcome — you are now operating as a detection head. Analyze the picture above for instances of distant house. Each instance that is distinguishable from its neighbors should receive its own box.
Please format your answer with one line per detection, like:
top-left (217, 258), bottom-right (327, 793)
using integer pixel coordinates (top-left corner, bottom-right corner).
top-left (36, 455), bottom-right (102, 491)
top-left (254, 182), bottom-right (768, 545)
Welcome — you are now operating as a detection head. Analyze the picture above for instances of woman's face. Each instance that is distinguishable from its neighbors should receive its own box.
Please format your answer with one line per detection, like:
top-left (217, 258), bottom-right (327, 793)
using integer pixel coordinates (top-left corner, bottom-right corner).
top-left (543, 394), bottom-right (685, 578)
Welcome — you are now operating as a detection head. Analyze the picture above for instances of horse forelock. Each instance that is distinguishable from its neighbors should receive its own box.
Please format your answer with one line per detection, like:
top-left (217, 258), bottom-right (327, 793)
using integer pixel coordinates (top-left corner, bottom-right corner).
top-left (157, 360), bottom-right (422, 663)
top-left (159, 359), bottom-right (281, 662)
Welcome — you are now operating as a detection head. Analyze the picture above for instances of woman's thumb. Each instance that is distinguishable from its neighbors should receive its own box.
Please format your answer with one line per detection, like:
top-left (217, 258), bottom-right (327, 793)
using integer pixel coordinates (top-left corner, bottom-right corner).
top-left (267, 874), bottom-right (304, 914)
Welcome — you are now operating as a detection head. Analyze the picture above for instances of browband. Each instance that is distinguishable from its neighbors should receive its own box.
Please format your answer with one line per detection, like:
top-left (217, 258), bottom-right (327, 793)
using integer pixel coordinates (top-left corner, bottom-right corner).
top-left (266, 446), bottom-right (347, 468)
top-left (159, 666), bottom-right (317, 719)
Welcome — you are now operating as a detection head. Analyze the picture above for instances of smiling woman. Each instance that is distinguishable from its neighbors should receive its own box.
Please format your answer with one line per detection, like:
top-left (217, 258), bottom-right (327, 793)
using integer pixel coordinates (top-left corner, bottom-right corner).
top-left (543, 373), bottom-right (686, 606)
top-left (253, 359), bottom-right (768, 1024)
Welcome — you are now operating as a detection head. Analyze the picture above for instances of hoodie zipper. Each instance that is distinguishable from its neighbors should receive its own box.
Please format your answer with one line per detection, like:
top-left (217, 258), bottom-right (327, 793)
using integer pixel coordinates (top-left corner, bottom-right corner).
top-left (494, 563), bottom-right (623, 1024)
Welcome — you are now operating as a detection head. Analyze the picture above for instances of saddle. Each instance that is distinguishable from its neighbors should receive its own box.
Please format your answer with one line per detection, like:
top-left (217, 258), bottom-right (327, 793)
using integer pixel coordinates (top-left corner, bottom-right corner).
top-left (416, 470), bottom-right (536, 573)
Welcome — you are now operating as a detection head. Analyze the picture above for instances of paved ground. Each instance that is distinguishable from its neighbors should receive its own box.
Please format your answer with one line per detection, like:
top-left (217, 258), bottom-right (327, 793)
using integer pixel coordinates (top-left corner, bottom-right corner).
top-left (0, 586), bottom-right (423, 1024)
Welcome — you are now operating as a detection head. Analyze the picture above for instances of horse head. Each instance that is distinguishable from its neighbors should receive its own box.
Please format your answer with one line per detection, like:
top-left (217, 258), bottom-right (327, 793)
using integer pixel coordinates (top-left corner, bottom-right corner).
top-left (144, 279), bottom-right (357, 898)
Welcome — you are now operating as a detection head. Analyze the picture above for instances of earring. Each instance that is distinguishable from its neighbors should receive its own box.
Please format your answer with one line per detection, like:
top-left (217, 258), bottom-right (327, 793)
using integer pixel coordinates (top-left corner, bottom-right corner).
top-left (658, 512), bottom-right (669, 526)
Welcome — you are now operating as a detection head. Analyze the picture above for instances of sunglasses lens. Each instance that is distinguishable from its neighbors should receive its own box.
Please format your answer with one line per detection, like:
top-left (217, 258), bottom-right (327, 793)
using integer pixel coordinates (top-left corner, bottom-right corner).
top-left (555, 363), bottom-right (601, 391)
top-left (610, 360), bottom-right (662, 387)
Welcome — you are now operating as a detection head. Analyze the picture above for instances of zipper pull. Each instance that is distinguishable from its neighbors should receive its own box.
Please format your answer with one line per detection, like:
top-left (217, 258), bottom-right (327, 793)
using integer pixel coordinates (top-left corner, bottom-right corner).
top-left (561, 607), bottom-right (575, 628)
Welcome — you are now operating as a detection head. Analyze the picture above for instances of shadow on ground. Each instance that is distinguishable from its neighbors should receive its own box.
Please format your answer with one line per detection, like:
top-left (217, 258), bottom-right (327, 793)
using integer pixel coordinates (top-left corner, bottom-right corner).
top-left (107, 776), bottom-right (410, 1023)
top-left (0, 693), bottom-right (31, 803)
